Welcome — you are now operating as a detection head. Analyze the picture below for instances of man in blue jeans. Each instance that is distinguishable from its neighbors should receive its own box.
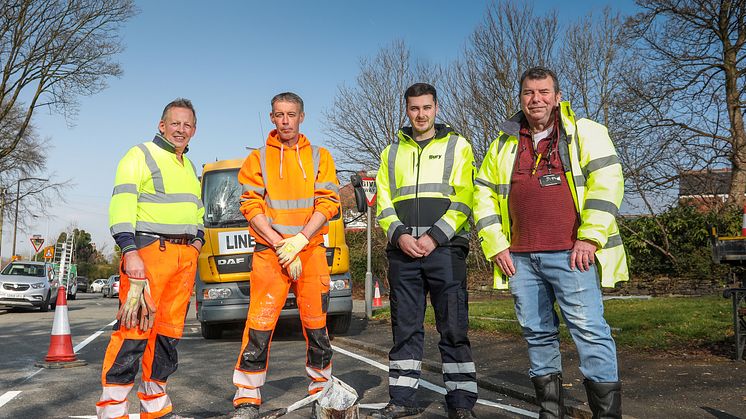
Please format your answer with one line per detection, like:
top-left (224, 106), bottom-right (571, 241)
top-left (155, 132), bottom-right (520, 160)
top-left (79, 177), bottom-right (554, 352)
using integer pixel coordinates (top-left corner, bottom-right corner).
top-left (473, 67), bottom-right (628, 419)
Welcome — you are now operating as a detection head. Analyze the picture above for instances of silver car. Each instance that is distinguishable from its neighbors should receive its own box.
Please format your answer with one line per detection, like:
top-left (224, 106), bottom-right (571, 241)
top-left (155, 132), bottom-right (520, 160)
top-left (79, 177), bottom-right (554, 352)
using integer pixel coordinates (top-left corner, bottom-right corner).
top-left (0, 261), bottom-right (59, 311)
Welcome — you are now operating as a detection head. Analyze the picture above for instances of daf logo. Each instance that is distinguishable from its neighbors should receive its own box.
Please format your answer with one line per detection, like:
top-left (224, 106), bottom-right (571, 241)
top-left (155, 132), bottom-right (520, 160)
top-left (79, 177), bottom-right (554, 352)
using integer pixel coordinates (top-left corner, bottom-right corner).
top-left (429, 154), bottom-right (442, 160)
top-left (218, 257), bottom-right (245, 265)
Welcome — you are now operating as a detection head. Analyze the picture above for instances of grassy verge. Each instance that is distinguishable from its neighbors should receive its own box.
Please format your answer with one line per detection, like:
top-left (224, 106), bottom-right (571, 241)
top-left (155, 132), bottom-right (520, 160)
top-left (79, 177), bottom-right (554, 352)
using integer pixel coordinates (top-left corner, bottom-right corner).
top-left (372, 295), bottom-right (734, 351)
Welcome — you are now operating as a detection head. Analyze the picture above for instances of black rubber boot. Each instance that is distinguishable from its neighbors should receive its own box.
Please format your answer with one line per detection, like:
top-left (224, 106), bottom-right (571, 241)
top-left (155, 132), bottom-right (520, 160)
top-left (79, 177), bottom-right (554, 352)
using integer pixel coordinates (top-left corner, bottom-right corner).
top-left (531, 373), bottom-right (564, 418)
top-left (583, 379), bottom-right (622, 419)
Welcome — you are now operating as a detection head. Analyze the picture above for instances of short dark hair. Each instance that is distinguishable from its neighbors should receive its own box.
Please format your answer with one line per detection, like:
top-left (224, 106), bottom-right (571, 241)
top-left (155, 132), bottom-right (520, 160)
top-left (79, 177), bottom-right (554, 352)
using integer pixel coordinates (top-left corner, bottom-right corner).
top-left (161, 98), bottom-right (197, 123)
top-left (271, 92), bottom-right (304, 112)
top-left (404, 83), bottom-right (437, 104)
top-left (519, 67), bottom-right (560, 94)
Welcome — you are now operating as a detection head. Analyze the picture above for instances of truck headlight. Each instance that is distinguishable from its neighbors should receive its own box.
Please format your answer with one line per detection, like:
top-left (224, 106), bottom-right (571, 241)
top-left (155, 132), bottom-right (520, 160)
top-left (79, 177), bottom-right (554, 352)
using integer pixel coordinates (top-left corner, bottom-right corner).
top-left (204, 288), bottom-right (232, 300)
top-left (330, 278), bottom-right (350, 290)
top-left (30, 282), bottom-right (46, 289)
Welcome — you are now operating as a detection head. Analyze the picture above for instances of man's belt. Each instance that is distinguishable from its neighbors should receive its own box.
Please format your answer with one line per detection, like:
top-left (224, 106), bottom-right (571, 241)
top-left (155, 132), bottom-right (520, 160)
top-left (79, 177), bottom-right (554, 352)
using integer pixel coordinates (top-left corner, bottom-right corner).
top-left (136, 232), bottom-right (193, 245)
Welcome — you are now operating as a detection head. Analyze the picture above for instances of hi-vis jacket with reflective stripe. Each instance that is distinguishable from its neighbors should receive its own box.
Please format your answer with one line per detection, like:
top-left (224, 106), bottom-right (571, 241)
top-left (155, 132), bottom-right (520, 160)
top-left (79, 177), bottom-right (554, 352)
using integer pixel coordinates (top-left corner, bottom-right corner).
top-left (238, 130), bottom-right (340, 248)
top-left (376, 124), bottom-right (474, 248)
top-left (474, 102), bottom-right (629, 289)
top-left (109, 134), bottom-right (204, 241)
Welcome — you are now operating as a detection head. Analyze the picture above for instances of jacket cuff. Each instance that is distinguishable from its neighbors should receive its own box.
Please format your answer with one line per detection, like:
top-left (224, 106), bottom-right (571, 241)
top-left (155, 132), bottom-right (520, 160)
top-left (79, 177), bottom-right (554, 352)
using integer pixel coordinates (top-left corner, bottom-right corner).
top-left (390, 225), bottom-right (410, 247)
top-left (113, 232), bottom-right (137, 254)
top-left (427, 226), bottom-right (449, 246)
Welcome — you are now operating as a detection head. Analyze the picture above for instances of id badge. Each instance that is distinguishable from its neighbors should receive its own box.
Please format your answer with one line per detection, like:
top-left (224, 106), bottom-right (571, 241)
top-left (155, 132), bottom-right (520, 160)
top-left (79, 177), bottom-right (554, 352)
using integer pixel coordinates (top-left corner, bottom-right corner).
top-left (539, 173), bottom-right (562, 187)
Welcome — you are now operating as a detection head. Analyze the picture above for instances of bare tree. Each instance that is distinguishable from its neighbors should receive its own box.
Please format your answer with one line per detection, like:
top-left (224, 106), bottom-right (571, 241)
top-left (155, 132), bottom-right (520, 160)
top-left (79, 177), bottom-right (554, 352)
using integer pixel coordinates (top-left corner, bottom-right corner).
top-left (0, 0), bottom-right (137, 162)
top-left (626, 0), bottom-right (746, 208)
top-left (323, 40), bottom-right (437, 170)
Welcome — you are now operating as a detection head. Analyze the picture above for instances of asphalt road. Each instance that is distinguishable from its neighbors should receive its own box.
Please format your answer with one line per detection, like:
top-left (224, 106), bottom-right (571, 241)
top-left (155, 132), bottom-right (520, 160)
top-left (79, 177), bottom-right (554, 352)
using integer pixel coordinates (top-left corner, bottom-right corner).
top-left (0, 292), bottom-right (539, 419)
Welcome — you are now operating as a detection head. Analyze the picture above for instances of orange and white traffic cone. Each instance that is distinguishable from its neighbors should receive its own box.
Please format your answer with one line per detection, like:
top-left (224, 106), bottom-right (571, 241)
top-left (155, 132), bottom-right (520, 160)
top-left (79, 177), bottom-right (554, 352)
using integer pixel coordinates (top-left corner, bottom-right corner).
top-left (373, 279), bottom-right (383, 308)
top-left (35, 286), bottom-right (87, 368)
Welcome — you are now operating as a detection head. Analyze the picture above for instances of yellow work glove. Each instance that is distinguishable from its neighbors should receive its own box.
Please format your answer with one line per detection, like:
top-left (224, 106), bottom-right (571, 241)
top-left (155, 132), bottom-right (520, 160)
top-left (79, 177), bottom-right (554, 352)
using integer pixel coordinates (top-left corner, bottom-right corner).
top-left (288, 257), bottom-right (303, 281)
top-left (116, 278), bottom-right (157, 331)
top-left (275, 233), bottom-right (309, 267)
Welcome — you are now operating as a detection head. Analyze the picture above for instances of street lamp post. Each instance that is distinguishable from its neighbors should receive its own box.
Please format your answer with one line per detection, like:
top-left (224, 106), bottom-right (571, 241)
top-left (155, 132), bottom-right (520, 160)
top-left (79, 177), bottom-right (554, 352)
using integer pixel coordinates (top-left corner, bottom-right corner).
top-left (11, 177), bottom-right (48, 258)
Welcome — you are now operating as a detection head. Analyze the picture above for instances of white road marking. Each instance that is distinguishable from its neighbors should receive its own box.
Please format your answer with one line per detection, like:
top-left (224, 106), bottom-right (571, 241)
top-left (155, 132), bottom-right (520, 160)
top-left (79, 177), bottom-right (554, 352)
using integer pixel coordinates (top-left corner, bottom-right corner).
top-left (332, 344), bottom-right (539, 418)
top-left (0, 391), bottom-right (21, 408)
top-left (70, 415), bottom-right (140, 418)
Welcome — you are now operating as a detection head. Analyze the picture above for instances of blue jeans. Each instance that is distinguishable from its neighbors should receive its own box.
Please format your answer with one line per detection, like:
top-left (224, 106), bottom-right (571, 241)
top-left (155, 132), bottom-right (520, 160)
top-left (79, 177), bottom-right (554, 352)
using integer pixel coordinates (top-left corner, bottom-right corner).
top-left (509, 251), bottom-right (618, 382)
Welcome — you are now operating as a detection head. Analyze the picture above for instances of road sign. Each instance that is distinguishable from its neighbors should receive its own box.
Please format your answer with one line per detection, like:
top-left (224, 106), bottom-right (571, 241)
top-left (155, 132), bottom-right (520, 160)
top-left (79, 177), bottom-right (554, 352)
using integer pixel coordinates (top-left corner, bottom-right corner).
top-left (43, 246), bottom-right (55, 260)
top-left (361, 177), bottom-right (376, 207)
top-left (30, 235), bottom-right (44, 252)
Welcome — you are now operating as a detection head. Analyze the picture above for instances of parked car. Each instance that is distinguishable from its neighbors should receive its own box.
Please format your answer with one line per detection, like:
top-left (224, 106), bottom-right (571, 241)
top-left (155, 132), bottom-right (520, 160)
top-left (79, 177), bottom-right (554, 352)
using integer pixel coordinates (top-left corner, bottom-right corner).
top-left (102, 275), bottom-right (120, 298)
top-left (90, 278), bottom-right (107, 293)
top-left (75, 276), bottom-right (89, 293)
top-left (0, 261), bottom-right (59, 311)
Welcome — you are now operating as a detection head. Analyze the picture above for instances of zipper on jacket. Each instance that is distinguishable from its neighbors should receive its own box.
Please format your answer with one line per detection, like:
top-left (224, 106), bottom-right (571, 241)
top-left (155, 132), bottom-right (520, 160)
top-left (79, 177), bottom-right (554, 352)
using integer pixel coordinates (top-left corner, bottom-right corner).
top-left (414, 142), bottom-right (424, 237)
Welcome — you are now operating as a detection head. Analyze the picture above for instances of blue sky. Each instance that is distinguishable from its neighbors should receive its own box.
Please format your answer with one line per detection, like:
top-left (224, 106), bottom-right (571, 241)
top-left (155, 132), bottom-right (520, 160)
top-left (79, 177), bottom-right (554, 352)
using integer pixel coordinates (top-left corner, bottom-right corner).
top-left (3, 0), bottom-right (636, 257)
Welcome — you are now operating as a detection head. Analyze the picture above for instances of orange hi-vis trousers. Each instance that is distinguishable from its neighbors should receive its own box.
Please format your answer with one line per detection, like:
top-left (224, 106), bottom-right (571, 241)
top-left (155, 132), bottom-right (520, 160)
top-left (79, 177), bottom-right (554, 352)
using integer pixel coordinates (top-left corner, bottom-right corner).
top-left (96, 240), bottom-right (198, 419)
top-left (232, 244), bottom-right (332, 407)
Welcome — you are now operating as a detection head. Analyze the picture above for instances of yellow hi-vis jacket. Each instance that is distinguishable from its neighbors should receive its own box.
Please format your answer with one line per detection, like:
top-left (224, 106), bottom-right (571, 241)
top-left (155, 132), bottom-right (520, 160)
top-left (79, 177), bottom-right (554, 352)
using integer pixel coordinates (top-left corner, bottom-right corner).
top-left (474, 102), bottom-right (629, 289)
top-left (109, 134), bottom-right (204, 242)
top-left (376, 124), bottom-right (474, 247)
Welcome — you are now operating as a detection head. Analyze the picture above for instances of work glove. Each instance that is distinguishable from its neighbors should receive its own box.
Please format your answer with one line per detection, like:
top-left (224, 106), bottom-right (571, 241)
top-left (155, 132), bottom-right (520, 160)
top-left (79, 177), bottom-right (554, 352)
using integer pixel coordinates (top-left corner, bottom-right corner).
top-left (276, 233), bottom-right (309, 267)
top-left (287, 256), bottom-right (303, 281)
top-left (116, 277), bottom-right (157, 331)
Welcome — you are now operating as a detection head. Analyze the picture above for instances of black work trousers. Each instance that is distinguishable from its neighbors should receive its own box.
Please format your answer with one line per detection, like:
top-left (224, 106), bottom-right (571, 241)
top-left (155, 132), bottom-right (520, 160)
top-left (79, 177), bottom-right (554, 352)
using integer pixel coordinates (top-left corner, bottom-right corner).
top-left (386, 245), bottom-right (477, 410)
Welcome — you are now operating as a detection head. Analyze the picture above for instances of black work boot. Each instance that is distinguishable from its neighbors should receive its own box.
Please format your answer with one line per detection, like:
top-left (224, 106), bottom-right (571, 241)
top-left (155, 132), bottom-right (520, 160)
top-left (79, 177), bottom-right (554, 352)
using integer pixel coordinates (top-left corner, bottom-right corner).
top-left (367, 402), bottom-right (424, 418)
top-left (448, 407), bottom-right (477, 418)
top-left (583, 379), bottom-right (622, 419)
top-left (531, 373), bottom-right (564, 418)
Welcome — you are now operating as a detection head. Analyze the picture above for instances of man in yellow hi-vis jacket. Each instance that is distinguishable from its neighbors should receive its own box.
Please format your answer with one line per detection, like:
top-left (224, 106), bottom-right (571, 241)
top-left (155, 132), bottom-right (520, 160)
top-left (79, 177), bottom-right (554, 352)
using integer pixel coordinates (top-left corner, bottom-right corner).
top-left (474, 67), bottom-right (628, 419)
top-left (372, 83), bottom-right (477, 419)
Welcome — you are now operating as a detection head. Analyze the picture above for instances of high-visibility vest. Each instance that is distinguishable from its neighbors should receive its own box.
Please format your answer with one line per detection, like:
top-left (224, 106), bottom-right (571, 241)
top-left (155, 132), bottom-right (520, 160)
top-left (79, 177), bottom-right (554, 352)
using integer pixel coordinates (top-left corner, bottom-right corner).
top-left (474, 101), bottom-right (629, 289)
top-left (109, 135), bottom-right (204, 238)
top-left (376, 124), bottom-right (474, 246)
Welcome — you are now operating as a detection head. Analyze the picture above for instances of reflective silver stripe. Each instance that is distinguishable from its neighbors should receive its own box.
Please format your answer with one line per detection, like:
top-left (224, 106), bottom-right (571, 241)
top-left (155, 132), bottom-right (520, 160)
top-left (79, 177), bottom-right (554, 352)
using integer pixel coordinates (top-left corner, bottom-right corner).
top-left (387, 143), bottom-right (399, 202)
top-left (188, 159), bottom-right (197, 177)
top-left (433, 219), bottom-right (454, 238)
top-left (138, 193), bottom-right (201, 205)
top-left (448, 202), bottom-right (471, 216)
top-left (396, 183), bottom-right (455, 197)
top-left (134, 221), bottom-right (198, 236)
top-left (389, 376), bottom-right (419, 389)
top-left (272, 223), bottom-right (304, 235)
top-left (387, 220), bottom-right (404, 242)
top-left (233, 369), bottom-right (266, 388)
top-left (242, 184), bottom-right (265, 194)
top-left (112, 183), bottom-right (138, 195)
top-left (442, 362), bottom-right (476, 374)
top-left (604, 234), bottom-right (623, 249)
top-left (573, 175), bottom-right (586, 187)
top-left (312, 145), bottom-right (320, 178)
top-left (475, 178), bottom-right (509, 196)
top-left (378, 207), bottom-right (397, 219)
top-left (110, 222), bottom-right (135, 235)
top-left (315, 182), bottom-right (339, 193)
top-left (441, 134), bottom-right (458, 184)
top-left (476, 214), bottom-right (501, 232)
top-left (390, 360), bottom-right (422, 371)
top-left (266, 197), bottom-right (315, 210)
top-left (584, 155), bottom-right (620, 175)
top-left (197, 200), bottom-right (204, 210)
top-left (316, 195), bottom-right (340, 203)
top-left (444, 381), bottom-right (478, 393)
top-left (136, 144), bottom-right (165, 193)
top-left (584, 199), bottom-right (618, 216)
top-left (197, 223), bottom-right (204, 231)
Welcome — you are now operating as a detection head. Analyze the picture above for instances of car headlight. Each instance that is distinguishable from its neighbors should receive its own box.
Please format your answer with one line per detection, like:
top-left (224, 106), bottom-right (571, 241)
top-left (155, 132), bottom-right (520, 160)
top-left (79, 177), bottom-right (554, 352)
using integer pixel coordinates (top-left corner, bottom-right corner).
top-left (30, 282), bottom-right (47, 289)
top-left (330, 278), bottom-right (350, 290)
top-left (204, 288), bottom-right (232, 300)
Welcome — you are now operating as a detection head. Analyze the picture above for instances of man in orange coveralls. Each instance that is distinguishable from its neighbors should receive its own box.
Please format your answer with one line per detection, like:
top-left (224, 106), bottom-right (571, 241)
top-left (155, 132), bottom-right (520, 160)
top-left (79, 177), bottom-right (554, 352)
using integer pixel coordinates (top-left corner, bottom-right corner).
top-left (229, 92), bottom-right (341, 419)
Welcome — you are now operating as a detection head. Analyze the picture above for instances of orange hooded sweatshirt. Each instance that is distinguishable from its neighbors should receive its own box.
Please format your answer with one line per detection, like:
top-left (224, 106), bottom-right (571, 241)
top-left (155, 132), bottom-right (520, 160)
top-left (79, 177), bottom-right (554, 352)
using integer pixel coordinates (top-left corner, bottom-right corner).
top-left (238, 130), bottom-right (340, 247)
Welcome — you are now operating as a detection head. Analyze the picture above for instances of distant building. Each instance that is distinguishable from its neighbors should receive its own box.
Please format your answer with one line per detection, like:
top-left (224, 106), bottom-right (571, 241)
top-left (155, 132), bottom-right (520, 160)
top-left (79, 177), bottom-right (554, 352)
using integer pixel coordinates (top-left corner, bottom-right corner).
top-left (678, 168), bottom-right (732, 210)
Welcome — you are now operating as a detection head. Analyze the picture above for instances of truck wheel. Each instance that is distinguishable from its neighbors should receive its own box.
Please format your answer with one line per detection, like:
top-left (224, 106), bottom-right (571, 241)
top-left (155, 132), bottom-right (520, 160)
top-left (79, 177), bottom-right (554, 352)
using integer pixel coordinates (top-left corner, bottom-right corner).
top-left (328, 313), bottom-right (351, 335)
top-left (201, 322), bottom-right (223, 339)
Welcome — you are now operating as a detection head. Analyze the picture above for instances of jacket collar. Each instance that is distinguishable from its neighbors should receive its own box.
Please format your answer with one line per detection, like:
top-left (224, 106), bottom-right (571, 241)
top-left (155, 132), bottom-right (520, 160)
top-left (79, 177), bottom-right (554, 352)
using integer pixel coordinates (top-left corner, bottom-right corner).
top-left (153, 133), bottom-right (189, 154)
top-left (499, 101), bottom-right (577, 139)
top-left (398, 123), bottom-right (454, 143)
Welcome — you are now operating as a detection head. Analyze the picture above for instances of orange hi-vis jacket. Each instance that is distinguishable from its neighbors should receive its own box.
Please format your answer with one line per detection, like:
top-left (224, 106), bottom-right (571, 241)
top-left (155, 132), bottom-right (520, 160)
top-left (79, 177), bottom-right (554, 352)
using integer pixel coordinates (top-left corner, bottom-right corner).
top-left (238, 130), bottom-right (340, 245)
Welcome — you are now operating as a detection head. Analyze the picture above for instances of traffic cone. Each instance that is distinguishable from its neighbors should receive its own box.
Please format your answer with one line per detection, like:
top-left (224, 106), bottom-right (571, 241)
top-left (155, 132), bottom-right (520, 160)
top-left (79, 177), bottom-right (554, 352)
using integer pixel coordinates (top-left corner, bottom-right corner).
top-left (35, 286), bottom-right (87, 368)
top-left (373, 279), bottom-right (383, 308)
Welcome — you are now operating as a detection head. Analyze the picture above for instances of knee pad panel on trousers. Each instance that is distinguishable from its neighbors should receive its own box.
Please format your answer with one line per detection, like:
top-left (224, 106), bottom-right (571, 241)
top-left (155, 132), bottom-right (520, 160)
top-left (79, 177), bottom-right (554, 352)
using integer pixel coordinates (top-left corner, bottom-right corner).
top-left (305, 327), bottom-right (332, 370)
top-left (240, 329), bottom-right (272, 372)
top-left (151, 335), bottom-right (180, 382)
top-left (435, 290), bottom-right (469, 344)
top-left (105, 339), bottom-right (147, 384)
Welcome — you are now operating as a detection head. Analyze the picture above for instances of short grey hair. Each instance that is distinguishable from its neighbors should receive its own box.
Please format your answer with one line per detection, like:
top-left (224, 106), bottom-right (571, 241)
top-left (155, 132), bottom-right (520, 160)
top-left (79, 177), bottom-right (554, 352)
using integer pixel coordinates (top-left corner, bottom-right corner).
top-left (161, 98), bottom-right (197, 123)
top-left (271, 92), bottom-right (304, 112)
top-left (519, 67), bottom-right (560, 94)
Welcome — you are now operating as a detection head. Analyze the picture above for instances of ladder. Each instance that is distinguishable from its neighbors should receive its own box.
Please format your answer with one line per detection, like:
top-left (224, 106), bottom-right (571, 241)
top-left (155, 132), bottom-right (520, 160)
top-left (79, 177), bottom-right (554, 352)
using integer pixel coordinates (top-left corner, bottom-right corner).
top-left (53, 234), bottom-right (75, 288)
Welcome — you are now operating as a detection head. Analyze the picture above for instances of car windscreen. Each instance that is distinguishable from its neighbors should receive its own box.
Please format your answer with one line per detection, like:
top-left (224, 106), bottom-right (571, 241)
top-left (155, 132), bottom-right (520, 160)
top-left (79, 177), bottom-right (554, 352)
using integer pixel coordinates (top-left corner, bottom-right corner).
top-left (1, 263), bottom-right (46, 277)
top-left (202, 168), bottom-right (247, 228)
